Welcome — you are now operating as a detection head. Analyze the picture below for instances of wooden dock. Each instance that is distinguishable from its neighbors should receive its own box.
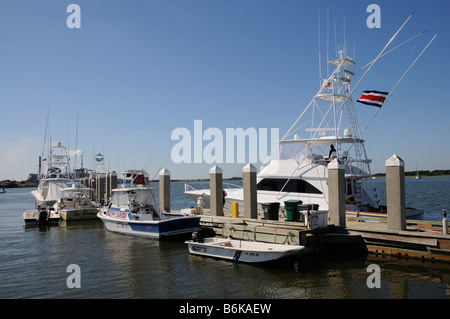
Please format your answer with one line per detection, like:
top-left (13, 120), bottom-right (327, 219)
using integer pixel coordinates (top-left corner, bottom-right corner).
top-left (181, 210), bottom-right (450, 264)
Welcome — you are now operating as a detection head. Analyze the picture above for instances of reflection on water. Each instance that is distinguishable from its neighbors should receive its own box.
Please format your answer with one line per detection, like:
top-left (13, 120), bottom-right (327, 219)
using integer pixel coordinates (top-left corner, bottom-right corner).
top-left (0, 184), bottom-right (450, 299)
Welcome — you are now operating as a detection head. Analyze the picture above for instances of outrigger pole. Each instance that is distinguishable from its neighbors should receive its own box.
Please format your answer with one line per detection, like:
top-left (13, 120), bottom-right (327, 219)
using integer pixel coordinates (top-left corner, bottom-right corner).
top-left (358, 30), bottom-right (427, 71)
top-left (361, 32), bottom-right (438, 133)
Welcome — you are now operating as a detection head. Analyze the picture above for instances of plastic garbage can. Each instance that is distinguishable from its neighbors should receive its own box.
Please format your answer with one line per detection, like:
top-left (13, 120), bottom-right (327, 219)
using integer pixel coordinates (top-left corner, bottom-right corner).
top-left (297, 204), bottom-right (307, 222)
top-left (262, 202), bottom-right (280, 220)
top-left (284, 200), bottom-right (303, 222)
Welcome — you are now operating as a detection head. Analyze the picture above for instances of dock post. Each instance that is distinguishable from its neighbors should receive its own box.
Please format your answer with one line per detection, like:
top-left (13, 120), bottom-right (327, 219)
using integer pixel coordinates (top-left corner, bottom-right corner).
top-left (328, 159), bottom-right (346, 227)
top-left (232, 202), bottom-right (239, 218)
top-left (210, 165), bottom-right (224, 216)
top-left (159, 168), bottom-right (170, 212)
top-left (386, 154), bottom-right (406, 231)
top-left (243, 163), bottom-right (257, 219)
top-left (106, 171), bottom-right (117, 204)
top-left (443, 210), bottom-right (448, 235)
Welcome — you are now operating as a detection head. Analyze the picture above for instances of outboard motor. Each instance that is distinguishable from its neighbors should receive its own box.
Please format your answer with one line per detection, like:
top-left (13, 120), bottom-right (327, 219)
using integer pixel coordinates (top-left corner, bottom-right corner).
top-left (192, 228), bottom-right (216, 243)
top-left (192, 231), bottom-right (203, 243)
top-left (38, 208), bottom-right (48, 225)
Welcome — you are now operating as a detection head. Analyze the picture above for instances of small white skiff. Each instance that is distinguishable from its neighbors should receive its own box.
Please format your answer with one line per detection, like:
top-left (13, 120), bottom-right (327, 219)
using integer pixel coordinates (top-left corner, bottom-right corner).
top-left (185, 237), bottom-right (304, 263)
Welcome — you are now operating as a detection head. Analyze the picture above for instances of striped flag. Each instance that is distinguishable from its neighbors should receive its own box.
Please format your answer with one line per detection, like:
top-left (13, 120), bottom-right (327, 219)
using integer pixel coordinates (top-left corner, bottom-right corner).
top-left (357, 90), bottom-right (388, 107)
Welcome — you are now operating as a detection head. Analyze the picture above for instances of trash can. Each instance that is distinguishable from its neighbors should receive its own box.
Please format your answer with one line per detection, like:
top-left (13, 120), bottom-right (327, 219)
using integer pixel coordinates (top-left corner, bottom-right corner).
top-left (306, 204), bottom-right (319, 211)
top-left (262, 202), bottom-right (280, 220)
top-left (284, 200), bottom-right (303, 222)
top-left (297, 204), bottom-right (307, 222)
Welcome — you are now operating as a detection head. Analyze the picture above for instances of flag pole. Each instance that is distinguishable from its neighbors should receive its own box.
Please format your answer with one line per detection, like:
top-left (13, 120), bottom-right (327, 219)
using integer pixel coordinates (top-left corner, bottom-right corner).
top-left (361, 33), bottom-right (438, 133)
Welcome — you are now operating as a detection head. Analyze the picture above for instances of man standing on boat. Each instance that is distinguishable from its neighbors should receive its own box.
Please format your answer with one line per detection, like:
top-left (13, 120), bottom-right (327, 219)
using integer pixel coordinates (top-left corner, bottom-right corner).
top-left (329, 145), bottom-right (337, 158)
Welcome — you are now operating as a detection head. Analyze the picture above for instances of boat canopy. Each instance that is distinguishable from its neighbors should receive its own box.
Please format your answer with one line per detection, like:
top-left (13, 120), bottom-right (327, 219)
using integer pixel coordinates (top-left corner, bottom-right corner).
top-left (316, 93), bottom-right (349, 102)
top-left (328, 58), bottom-right (355, 66)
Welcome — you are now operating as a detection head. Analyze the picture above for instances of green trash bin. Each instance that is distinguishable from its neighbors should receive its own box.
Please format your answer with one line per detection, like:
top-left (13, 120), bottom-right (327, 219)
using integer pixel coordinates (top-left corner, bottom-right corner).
top-left (284, 200), bottom-right (303, 221)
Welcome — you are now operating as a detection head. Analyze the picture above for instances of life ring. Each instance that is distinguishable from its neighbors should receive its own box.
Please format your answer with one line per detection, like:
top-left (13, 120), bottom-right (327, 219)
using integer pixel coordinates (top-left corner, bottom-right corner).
top-left (195, 206), bottom-right (201, 214)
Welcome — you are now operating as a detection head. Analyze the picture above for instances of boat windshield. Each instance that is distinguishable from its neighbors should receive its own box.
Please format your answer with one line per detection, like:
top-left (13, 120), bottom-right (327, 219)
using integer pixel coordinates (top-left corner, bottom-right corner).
top-left (112, 191), bottom-right (130, 208)
top-left (129, 190), bottom-right (154, 207)
top-left (111, 189), bottom-right (155, 208)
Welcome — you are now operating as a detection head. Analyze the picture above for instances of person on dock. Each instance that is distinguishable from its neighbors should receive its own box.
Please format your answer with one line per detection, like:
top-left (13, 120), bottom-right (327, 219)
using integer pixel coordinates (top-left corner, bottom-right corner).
top-left (223, 190), bottom-right (227, 206)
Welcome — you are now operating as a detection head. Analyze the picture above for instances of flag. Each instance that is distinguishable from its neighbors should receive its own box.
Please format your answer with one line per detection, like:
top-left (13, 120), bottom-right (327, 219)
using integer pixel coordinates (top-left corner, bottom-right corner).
top-left (357, 90), bottom-right (388, 107)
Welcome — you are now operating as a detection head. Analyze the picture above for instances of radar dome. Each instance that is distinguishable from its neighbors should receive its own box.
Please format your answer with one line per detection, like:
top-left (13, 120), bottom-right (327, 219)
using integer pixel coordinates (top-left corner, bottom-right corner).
top-left (344, 128), bottom-right (352, 138)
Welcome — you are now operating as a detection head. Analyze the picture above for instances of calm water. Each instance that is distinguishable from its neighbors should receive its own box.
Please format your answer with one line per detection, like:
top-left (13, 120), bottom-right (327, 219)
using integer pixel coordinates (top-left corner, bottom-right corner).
top-left (0, 178), bottom-right (449, 299)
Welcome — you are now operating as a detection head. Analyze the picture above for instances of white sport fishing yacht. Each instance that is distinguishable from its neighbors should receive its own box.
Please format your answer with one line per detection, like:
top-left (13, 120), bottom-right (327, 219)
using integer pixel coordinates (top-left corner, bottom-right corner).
top-left (23, 142), bottom-right (74, 225)
top-left (185, 19), bottom-right (431, 220)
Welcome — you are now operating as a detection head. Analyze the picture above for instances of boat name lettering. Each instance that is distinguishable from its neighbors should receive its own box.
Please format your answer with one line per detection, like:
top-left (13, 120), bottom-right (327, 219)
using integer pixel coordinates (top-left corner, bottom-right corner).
top-left (191, 246), bottom-right (206, 252)
top-left (106, 210), bottom-right (127, 219)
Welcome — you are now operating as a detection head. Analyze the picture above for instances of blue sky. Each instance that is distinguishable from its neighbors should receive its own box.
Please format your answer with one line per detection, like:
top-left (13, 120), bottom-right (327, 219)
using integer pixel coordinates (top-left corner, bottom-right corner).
top-left (0, 0), bottom-right (448, 180)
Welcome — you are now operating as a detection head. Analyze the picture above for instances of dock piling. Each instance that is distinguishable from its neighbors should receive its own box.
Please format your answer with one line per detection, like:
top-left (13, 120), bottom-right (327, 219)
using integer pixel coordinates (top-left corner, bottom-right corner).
top-left (443, 209), bottom-right (448, 235)
top-left (106, 171), bottom-right (117, 204)
top-left (243, 163), bottom-right (258, 219)
top-left (159, 168), bottom-right (171, 212)
top-left (328, 159), bottom-right (346, 227)
top-left (210, 165), bottom-right (224, 216)
top-left (386, 154), bottom-right (406, 231)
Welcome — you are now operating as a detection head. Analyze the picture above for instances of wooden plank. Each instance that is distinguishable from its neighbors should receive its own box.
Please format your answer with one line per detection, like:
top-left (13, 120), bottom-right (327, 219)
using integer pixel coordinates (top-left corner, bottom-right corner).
top-left (348, 230), bottom-right (439, 247)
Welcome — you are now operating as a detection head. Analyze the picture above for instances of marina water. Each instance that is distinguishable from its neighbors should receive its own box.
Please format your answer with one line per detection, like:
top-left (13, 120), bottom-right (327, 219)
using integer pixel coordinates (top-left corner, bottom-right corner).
top-left (1, 177), bottom-right (449, 299)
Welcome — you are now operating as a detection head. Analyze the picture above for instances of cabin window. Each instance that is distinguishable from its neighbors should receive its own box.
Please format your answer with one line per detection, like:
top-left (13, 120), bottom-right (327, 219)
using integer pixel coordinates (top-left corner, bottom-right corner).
top-left (257, 178), bottom-right (322, 194)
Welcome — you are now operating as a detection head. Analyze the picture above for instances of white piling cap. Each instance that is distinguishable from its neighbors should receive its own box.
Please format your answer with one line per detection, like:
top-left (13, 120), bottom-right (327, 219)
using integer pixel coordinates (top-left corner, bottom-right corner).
top-left (328, 158), bottom-right (344, 170)
top-left (209, 165), bottom-right (222, 174)
top-left (385, 154), bottom-right (404, 167)
top-left (159, 168), bottom-right (171, 176)
top-left (242, 163), bottom-right (257, 173)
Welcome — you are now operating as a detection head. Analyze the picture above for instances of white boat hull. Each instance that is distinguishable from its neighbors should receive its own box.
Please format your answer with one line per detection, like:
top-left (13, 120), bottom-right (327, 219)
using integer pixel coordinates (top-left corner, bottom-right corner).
top-left (185, 237), bottom-right (305, 263)
top-left (23, 209), bottom-right (60, 225)
top-left (98, 212), bottom-right (201, 239)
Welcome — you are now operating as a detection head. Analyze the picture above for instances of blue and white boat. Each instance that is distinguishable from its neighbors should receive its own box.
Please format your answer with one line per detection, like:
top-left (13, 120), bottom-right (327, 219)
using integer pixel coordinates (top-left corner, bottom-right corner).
top-left (98, 171), bottom-right (200, 238)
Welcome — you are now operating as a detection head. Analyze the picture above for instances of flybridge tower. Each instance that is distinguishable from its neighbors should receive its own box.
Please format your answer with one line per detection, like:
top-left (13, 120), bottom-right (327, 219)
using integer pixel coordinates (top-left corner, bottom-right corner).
top-left (280, 42), bottom-right (377, 206)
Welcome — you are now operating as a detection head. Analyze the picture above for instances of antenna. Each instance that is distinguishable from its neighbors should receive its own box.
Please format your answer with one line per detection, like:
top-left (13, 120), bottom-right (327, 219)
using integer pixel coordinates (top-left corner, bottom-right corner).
top-left (75, 108), bottom-right (79, 179)
top-left (327, 7), bottom-right (330, 77)
top-left (318, 9), bottom-right (322, 88)
top-left (343, 16), bottom-right (346, 57)
top-left (334, 19), bottom-right (338, 59)
top-left (42, 106), bottom-right (50, 158)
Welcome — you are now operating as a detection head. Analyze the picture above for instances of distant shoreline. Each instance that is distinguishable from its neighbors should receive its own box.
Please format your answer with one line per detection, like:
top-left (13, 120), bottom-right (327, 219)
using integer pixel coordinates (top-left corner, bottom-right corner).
top-left (3, 171), bottom-right (449, 188)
